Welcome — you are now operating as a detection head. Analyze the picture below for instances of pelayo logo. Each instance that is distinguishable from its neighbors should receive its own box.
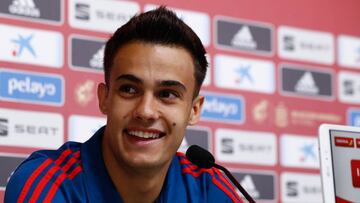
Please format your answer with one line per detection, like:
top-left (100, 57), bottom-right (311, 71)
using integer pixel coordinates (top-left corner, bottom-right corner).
top-left (0, 69), bottom-right (64, 106)
top-left (201, 92), bottom-right (245, 124)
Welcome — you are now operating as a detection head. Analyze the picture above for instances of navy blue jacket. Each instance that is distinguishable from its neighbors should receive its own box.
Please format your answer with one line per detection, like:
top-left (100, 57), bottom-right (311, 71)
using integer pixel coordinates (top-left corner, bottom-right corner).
top-left (5, 127), bottom-right (242, 203)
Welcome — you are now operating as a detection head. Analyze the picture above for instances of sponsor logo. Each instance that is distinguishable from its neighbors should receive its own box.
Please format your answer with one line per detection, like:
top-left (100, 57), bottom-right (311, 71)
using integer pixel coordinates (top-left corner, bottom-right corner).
top-left (236, 65), bottom-right (253, 84)
top-left (338, 35), bottom-right (360, 69)
top-left (274, 102), bottom-right (342, 128)
top-left (231, 25), bottom-right (257, 49)
top-left (241, 175), bottom-right (259, 198)
top-left (294, 72), bottom-right (318, 95)
top-left (352, 160), bottom-right (360, 188)
top-left (221, 138), bottom-right (234, 154)
top-left (338, 71), bottom-right (360, 104)
top-left (201, 92), bottom-right (245, 124)
top-left (8, 0), bottom-right (40, 17)
top-left (70, 36), bottom-right (106, 72)
top-left (0, 118), bottom-right (9, 136)
top-left (74, 80), bottom-right (95, 107)
top-left (254, 98), bottom-right (340, 131)
top-left (280, 64), bottom-right (334, 100)
top-left (0, 0), bottom-right (62, 24)
top-left (283, 35), bottom-right (295, 51)
top-left (0, 108), bottom-right (63, 148)
top-left (89, 45), bottom-right (104, 70)
top-left (343, 80), bottom-right (354, 95)
top-left (145, 5), bottom-right (210, 47)
top-left (286, 181), bottom-right (298, 197)
top-left (0, 116), bottom-right (60, 138)
top-left (0, 154), bottom-right (27, 190)
top-left (75, 3), bottom-right (89, 20)
top-left (275, 102), bottom-right (289, 128)
top-left (231, 170), bottom-right (276, 201)
top-left (68, 115), bottom-right (105, 143)
top-left (252, 99), bottom-right (270, 124)
top-left (0, 69), bottom-right (64, 106)
top-left (281, 134), bottom-right (320, 169)
top-left (0, 24), bottom-right (63, 68)
top-left (215, 17), bottom-right (273, 55)
top-left (215, 54), bottom-right (275, 94)
top-left (278, 26), bottom-right (334, 65)
top-left (281, 173), bottom-right (323, 203)
top-left (11, 33), bottom-right (36, 58)
top-left (348, 109), bottom-right (360, 127)
top-left (215, 128), bottom-right (276, 166)
top-left (69, 0), bottom-right (139, 33)
top-left (300, 143), bottom-right (318, 163)
top-left (334, 136), bottom-right (354, 148)
top-left (178, 127), bottom-right (211, 153)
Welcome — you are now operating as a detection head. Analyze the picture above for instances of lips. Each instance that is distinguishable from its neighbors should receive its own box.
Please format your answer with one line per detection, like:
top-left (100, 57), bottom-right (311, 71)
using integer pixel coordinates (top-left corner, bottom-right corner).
top-left (125, 129), bottom-right (166, 139)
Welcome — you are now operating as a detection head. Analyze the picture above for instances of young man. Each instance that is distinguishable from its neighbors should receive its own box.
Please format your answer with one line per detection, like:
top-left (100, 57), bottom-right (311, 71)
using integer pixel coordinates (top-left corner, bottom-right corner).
top-left (5, 7), bottom-right (243, 203)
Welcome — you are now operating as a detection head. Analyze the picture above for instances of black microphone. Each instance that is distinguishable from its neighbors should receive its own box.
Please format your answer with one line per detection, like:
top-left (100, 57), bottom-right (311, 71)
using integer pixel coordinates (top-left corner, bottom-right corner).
top-left (186, 145), bottom-right (256, 203)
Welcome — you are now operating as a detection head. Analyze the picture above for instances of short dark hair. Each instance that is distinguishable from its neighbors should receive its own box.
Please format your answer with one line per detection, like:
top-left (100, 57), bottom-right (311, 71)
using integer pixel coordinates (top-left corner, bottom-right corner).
top-left (103, 6), bottom-right (208, 98)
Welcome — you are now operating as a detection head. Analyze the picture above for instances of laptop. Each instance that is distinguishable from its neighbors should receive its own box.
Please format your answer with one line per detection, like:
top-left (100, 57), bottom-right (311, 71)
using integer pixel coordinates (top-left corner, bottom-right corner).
top-left (318, 124), bottom-right (360, 203)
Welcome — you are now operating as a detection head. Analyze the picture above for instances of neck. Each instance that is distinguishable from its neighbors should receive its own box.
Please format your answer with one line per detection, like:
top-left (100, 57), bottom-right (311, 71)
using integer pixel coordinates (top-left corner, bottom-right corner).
top-left (102, 137), bottom-right (171, 203)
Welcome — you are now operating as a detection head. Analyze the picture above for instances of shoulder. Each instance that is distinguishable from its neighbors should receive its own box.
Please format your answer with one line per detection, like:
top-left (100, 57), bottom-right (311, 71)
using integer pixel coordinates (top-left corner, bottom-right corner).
top-left (4, 142), bottom-right (85, 203)
top-left (175, 152), bottom-right (243, 203)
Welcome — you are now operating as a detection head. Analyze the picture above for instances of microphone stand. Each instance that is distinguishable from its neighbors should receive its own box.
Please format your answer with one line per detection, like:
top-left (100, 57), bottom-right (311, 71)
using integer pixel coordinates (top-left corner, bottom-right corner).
top-left (213, 163), bottom-right (256, 203)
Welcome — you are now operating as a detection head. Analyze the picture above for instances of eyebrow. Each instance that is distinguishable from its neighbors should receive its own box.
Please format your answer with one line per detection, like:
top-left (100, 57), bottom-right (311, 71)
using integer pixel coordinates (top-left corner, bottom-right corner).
top-left (159, 80), bottom-right (187, 92)
top-left (115, 74), bottom-right (187, 92)
top-left (116, 74), bottom-right (142, 83)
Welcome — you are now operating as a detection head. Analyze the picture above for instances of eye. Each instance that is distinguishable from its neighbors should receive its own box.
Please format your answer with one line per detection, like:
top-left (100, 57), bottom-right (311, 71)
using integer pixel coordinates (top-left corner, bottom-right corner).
top-left (158, 89), bottom-right (180, 100)
top-left (118, 84), bottom-right (138, 96)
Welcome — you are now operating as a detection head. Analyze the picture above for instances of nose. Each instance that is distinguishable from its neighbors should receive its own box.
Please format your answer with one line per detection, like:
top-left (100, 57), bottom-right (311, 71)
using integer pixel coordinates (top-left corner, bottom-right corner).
top-left (133, 93), bottom-right (159, 122)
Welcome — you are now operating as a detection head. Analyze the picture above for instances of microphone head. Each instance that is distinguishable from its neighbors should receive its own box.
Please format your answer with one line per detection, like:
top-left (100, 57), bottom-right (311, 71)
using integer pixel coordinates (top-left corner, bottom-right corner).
top-left (185, 145), bottom-right (215, 169)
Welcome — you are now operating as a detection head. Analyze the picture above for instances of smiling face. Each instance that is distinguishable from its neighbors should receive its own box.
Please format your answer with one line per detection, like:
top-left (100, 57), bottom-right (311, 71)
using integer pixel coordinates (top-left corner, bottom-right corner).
top-left (98, 41), bottom-right (204, 172)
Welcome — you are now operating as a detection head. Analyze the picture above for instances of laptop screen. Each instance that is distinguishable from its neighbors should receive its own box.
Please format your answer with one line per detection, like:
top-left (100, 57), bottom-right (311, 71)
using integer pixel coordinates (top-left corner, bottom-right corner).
top-left (330, 129), bottom-right (360, 202)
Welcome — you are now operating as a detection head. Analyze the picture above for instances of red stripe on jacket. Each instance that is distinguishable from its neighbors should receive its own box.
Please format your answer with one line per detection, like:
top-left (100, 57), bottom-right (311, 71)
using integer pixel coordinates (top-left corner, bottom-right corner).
top-left (43, 151), bottom-right (82, 202)
top-left (177, 152), bottom-right (242, 203)
top-left (17, 149), bottom-right (82, 203)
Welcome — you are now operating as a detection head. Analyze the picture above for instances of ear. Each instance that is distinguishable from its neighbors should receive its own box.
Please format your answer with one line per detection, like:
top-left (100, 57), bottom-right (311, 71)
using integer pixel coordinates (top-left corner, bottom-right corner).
top-left (188, 95), bottom-right (204, 125)
top-left (97, 83), bottom-right (109, 115)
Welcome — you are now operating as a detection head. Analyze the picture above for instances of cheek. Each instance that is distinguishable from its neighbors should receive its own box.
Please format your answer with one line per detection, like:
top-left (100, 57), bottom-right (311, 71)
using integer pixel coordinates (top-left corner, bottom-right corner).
top-left (166, 107), bottom-right (191, 128)
top-left (106, 103), bottom-right (132, 124)
top-left (110, 98), bottom-right (134, 116)
top-left (167, 109), bottom-right (191, 135)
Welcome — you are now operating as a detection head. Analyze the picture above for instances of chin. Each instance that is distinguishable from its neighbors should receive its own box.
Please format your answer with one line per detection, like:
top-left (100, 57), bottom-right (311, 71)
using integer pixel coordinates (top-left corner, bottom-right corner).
top-left (128, 156), bottom-right (168, 169)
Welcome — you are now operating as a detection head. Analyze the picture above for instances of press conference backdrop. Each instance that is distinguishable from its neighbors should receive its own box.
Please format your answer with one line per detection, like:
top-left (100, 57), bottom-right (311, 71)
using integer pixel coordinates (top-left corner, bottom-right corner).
top-left (1, 0), bottom-right (360, 202)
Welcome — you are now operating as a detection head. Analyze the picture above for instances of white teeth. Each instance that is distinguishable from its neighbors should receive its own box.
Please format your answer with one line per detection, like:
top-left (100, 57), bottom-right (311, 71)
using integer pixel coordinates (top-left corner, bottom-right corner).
top-left (127, 130), bottom-right (160, 139)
